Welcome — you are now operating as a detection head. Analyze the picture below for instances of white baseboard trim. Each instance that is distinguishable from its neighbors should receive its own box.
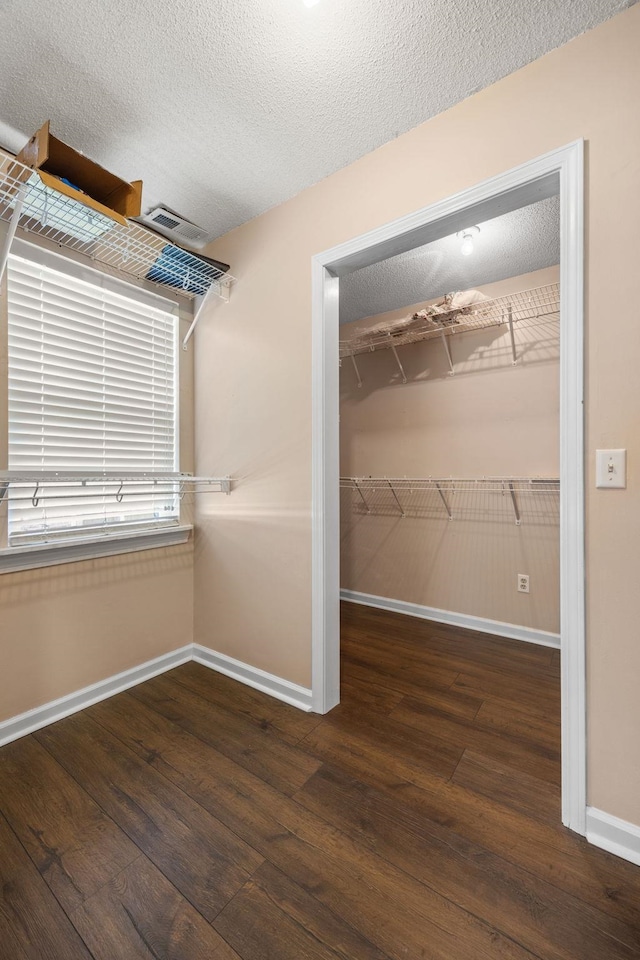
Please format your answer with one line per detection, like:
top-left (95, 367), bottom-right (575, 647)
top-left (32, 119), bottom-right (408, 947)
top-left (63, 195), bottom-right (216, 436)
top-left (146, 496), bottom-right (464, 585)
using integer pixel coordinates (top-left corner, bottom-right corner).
top-left (586, 807), bottom-right (640, 868)
top-left (0, 641), bottom-right (314, 749)
top-left (341, 589), bottom-right (561, 649)
top-left (193, 644), bottom-right (313, 712)
top-left (0, 645), bottom-right (193, 747)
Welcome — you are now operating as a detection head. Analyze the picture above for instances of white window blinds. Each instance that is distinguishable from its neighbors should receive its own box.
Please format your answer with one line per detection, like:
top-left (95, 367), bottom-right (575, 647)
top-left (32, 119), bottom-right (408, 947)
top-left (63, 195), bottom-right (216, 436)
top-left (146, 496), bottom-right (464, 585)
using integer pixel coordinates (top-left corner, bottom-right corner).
top-left (7, 246), bottom-right (179, 544)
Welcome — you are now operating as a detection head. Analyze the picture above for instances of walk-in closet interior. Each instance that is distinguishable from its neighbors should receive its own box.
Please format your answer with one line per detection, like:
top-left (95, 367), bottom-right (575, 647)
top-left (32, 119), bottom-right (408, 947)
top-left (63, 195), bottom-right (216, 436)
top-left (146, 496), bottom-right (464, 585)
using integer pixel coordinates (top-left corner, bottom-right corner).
top-left (339, 194), bottom-right (560, 640)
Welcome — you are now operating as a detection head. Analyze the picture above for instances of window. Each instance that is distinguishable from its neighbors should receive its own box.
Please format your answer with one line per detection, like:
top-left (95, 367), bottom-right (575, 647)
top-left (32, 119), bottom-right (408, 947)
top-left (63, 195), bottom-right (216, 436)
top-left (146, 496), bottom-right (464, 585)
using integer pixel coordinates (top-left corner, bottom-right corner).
top-left (6, 241), bottom-right (179, 545)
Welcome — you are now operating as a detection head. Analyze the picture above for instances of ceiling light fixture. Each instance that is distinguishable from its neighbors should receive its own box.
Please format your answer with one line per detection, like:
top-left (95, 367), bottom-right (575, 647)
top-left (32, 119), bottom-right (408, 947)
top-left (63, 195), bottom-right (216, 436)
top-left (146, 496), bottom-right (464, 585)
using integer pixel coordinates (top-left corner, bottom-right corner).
top-left (303, 0), bottom-right (321, 7)
top-left (457, 225), bottom-right (480, 256)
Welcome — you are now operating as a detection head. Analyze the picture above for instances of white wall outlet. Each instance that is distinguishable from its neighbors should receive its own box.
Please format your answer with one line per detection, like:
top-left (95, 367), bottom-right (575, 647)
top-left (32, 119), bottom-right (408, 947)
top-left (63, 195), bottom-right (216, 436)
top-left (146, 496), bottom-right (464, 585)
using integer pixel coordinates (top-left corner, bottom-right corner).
top-left (517, 574), bottom-right (530, 593)
top-left (596, 449), bottom-right (626, 488)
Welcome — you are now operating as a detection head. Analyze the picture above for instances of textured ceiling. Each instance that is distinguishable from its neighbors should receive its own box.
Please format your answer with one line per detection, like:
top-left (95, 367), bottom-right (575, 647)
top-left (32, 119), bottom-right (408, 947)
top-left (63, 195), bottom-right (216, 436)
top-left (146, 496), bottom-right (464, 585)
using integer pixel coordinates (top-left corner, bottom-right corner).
top-left (0, 0), bottom-right (632, 240)
top-left (339, 196), bottom-right (560, 323)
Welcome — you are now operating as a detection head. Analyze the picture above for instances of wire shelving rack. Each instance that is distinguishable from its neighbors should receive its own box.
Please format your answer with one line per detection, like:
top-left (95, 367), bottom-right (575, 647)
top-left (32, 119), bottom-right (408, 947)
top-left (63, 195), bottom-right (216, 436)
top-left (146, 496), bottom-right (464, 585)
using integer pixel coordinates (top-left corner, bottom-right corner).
top-left (0, 473), bottom-right (232, 507)
top-left (340, 283), bottom-right (560, 384)
top-left (340, 476), bottom-right (560, 525)
top-left (0, 152), bottom-right (234, 302)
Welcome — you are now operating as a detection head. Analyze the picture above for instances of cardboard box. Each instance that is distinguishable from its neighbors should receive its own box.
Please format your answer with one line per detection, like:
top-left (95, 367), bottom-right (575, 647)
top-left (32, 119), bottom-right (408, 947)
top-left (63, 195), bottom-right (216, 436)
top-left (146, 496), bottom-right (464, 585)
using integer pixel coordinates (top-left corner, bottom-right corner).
top-left (17, 121), bottom-right (142, 226)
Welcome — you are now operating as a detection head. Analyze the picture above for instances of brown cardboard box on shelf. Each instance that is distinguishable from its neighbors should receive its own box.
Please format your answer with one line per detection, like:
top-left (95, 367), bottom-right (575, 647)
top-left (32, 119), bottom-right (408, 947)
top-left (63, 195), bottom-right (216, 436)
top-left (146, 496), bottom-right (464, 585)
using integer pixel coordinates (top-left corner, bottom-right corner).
top-left (17, 121), bottom-right (142, 226)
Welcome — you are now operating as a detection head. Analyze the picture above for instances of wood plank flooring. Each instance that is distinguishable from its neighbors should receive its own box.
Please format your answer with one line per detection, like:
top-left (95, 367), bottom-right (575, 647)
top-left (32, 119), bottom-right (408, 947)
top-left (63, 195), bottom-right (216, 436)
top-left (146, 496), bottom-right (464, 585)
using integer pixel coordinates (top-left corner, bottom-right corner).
top-left (2, 602), bottom-right (640, 959)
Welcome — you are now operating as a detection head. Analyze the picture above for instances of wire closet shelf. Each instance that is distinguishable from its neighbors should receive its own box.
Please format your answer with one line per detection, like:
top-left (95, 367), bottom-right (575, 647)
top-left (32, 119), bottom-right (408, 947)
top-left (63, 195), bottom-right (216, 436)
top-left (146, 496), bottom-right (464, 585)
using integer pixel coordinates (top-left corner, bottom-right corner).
top-left (339, 282), bottom-right (559, 383)
top-left (341, 476), bottom-right (560, 525)
top-left (0, 473), bottom-right (232, 506)
top-left (0, 152), bottom-right (235, 301)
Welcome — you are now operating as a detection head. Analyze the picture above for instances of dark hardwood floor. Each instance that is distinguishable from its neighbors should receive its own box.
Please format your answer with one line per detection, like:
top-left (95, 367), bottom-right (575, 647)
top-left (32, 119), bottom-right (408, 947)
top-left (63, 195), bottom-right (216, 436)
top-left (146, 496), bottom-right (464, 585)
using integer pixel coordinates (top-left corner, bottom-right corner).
top-left (2, 602), bottom-right (640, 959)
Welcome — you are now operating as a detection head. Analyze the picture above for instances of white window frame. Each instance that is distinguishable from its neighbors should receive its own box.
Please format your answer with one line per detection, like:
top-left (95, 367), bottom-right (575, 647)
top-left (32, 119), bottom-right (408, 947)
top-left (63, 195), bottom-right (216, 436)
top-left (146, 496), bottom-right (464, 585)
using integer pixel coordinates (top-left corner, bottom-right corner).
top-left (0, 238), bottom-right (191, 572)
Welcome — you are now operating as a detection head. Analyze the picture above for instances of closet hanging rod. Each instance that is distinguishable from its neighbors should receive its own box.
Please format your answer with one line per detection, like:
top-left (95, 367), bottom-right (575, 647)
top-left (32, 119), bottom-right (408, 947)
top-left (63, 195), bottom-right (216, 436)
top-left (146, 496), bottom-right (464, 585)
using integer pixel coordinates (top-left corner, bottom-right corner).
top-left (0, 473), bottom-right (233, 505)
top-left (3, 490), bottom-right (219, 506)
top-left (0, 471), bottom-right (231, 484)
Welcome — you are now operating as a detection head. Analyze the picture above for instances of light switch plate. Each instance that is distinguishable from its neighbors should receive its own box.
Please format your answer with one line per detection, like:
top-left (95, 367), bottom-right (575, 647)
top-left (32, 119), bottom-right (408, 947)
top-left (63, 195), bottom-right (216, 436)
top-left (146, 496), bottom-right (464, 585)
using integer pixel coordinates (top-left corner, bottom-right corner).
top-left (596, 449), bottom-right (626, 489)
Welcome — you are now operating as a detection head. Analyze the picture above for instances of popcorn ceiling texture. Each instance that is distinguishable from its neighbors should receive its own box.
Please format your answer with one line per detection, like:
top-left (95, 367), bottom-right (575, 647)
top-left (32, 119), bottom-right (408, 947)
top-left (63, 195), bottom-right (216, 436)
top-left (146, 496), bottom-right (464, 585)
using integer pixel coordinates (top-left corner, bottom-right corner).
top-left (340, 196), bottom-right (560, 323)
top-left (0, 0), bottom-right (633, 239)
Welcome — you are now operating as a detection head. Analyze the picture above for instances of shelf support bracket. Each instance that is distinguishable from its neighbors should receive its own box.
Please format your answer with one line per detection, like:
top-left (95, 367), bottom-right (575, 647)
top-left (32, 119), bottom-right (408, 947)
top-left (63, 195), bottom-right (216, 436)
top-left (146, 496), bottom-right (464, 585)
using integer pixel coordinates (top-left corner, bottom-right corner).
top-left (0, 182), bottom-right (28, 285)
top-left (387, 480), bottom-right (405, 517)
top-left (440, 332), bottom-right (455, 375)
top-left (218, 277), bottom-right (232, 304)
top-left (353, 479), bottom-right (370, 513)
top-left (350, 354), bottom-right (363, 388)
top-left (435, 482), bottom-right (453, 520)
top-left (182, 283), bottom-right (219, 350)
top-left (0, 482), bottom-right (8, 506)
top-left (507, 305), bottom-right (517, 365)
top-left (508, 481), bottom-right (521, 525)
top-left (390, 345), bottom-right (407, 383)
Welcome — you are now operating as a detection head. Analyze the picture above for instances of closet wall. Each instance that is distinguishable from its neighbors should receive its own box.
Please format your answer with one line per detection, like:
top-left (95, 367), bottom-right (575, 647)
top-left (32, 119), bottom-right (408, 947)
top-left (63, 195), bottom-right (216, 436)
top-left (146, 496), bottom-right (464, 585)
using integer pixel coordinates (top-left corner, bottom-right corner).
top-left (340, 266), bottom-right (559, 634)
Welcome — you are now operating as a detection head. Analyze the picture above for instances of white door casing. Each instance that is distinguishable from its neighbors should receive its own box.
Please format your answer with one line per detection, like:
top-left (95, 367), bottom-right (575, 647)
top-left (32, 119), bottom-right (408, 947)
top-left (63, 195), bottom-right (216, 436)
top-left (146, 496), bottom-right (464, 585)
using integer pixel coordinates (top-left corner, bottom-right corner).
top-left (310, 141), bottom-right (585, 834)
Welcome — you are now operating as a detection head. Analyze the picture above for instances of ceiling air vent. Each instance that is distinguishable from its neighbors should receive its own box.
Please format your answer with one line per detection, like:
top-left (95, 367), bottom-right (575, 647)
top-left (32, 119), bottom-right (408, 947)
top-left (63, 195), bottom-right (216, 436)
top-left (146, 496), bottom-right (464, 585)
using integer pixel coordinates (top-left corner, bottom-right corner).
top-left (138, 206), bottom-right (214, 249)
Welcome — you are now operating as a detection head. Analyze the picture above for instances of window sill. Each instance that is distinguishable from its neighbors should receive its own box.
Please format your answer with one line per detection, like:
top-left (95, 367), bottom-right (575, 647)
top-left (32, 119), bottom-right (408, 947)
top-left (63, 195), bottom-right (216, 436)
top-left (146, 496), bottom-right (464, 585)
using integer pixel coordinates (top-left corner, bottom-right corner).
top-left (0, 525), bottom-right (193, 574)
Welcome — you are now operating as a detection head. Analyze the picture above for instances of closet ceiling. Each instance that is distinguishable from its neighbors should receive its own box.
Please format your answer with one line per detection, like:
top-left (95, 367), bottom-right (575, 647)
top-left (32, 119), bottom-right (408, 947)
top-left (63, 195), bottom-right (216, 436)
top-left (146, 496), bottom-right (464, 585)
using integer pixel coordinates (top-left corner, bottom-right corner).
top-left (339, 196), bottom-right (560, 324)
top-left (0, 0), bottom-right (630, 239)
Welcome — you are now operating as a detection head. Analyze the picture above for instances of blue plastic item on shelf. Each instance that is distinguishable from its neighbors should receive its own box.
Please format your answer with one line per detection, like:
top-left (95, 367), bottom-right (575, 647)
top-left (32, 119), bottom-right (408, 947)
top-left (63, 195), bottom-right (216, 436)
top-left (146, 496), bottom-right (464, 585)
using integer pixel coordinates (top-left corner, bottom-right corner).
top-left (146, 244), bottom-right (214, 296)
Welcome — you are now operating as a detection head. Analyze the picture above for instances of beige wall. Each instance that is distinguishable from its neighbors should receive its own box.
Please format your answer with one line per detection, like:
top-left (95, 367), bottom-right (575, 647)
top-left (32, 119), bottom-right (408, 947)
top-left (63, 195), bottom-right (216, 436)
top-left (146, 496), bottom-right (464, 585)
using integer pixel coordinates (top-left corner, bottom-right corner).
top-left (196, 6), bottom-right (640, 825)
top-left (0, 224), bottom-right (196, 722)
top-left (0, 544), bottom-right (193, 721)
top-left (340, 267), bottom-right (560, 633)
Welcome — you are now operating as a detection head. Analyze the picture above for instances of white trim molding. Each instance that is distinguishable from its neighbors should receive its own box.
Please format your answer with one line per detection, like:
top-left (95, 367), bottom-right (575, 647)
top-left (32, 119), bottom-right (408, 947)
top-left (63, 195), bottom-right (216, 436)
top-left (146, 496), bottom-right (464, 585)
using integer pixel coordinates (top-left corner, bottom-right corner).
top-left (311, 258), bottom-right (341, 715)
top-left (341, 590), bottom-right (560, 649)
top-left (0, 645), bottom-right (193, 747)
top-left (586, 808), bottom-right (640, 868)
top-left (557, 139), bottom-right (586, 836)
top-left (0, 525), bottom-right (192, 575)
top-left (0, 642), bottom-right (313, 749)
top-left (311, 140), bottom-right (585, 833)
top-left (193, 644), bottom-right (313, 712)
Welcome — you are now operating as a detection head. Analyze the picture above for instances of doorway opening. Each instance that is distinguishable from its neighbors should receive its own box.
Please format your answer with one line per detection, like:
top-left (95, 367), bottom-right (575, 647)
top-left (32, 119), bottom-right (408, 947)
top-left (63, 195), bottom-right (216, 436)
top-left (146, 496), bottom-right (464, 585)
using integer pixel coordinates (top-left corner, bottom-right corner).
top-left (311, 142), bottom-right (585, 834)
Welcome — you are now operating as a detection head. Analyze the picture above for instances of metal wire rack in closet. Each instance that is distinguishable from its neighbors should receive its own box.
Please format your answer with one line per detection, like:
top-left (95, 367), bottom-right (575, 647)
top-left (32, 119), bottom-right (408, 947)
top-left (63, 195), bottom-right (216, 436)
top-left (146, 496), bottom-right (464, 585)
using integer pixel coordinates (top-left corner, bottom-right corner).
top-left (340, 477), bottom-right (560, 525)
top-left (340, 282), bottom-right (560, 384)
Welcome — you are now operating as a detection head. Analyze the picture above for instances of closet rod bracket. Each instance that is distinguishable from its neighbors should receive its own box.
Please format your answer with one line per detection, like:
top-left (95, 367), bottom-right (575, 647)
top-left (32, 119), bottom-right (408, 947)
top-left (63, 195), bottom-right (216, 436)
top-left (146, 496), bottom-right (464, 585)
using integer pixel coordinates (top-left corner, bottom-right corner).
top-left (353, 479), bottom-right (370, 513)
top-left (390, 346), bottom-right (407, 383)
top-left (508, 481), bottom-right (521, 525)
top-left (387, 479), bottom-right (405, 517)
top-left (507, 305), bottom-right (518, 365)
top-left (0, 182), bottom-right (27, 284)
top-left (350, 353), bottom-right (363, 388)
top-left (182, 281), bottom-right (227, 350)
top-left (435, 481), bottom-right (453, 520)
top-left (439, 332), bottom-right (455, 375)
